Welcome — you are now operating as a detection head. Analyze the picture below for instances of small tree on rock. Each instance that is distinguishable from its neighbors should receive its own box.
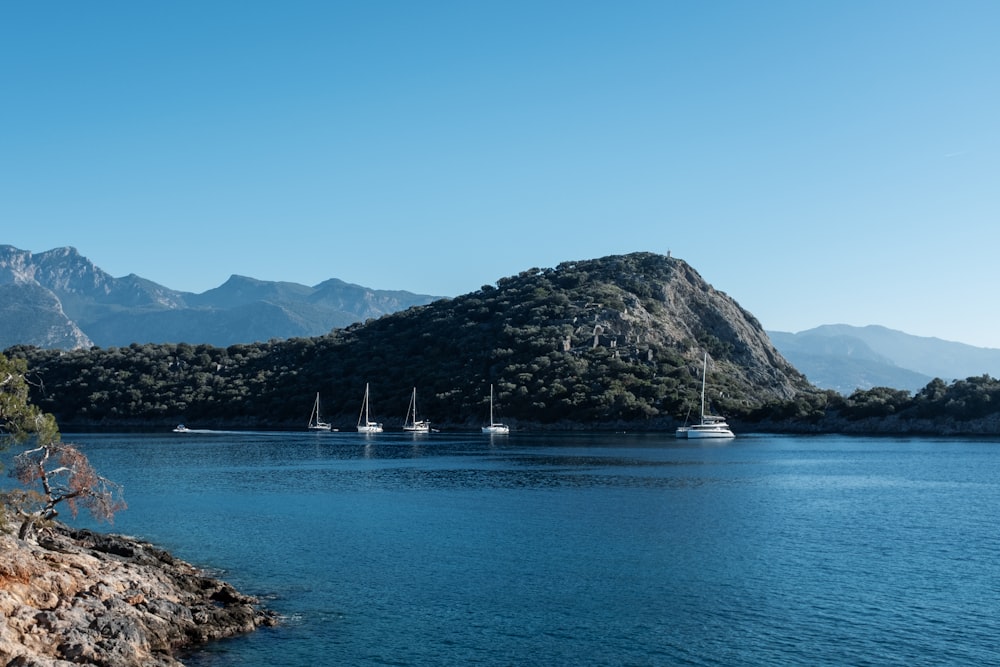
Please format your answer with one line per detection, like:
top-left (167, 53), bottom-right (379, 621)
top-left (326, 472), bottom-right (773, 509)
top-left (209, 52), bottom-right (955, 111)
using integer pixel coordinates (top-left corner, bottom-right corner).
top-left (0, 352), bottom-right (126, 541)
top-left (12, 441), bottom-right (127, 540)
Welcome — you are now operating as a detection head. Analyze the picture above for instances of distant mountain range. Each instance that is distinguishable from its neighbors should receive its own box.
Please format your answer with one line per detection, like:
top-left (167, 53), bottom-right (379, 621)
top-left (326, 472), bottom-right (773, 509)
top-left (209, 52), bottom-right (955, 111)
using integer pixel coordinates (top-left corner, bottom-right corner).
top-left (768, 325), bottom-right (1000, 394)
top-left (0, 245), bottom-right (441, 349)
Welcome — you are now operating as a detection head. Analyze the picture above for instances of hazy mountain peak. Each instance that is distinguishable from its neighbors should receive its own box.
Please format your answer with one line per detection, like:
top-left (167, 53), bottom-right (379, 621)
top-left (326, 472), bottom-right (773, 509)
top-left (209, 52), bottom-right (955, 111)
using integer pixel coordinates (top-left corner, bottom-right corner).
top-left (33, 245), bottom-right (115, 295)
top-left (0, 244), bottom-right (439, 349)
top-left (769, 325), bottom-right (1000, 393)
top-left (0, 245), bottom-right (37, 286)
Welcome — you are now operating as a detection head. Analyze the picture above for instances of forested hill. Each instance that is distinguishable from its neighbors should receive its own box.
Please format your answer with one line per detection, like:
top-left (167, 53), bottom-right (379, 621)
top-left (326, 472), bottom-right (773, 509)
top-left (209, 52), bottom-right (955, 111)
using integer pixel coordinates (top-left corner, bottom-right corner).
top-left (11, 252), bottom-right (814, 430)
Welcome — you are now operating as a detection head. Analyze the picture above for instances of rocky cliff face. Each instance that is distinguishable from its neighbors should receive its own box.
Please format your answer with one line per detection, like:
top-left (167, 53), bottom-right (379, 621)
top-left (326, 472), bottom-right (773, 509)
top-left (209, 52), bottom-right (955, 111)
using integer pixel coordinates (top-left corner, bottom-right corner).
top-left (556, 254), bottom-right (805, 399)
top-left (0, 282), bottom-right (92, 350)
top-left (0, 247), bottom-right (95, 349)
top-left (0, 522), bottom-right (275, 666)
top-left (486, 253), bottom-right (809, 403)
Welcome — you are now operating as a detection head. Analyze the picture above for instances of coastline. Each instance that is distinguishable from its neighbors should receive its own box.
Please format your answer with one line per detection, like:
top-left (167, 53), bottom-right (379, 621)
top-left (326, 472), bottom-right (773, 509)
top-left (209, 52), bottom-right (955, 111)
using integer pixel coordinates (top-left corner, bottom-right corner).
top-left (53, 413), bottom-right (1000, 437)
top-left (0, 520), bottom-right (276, 666)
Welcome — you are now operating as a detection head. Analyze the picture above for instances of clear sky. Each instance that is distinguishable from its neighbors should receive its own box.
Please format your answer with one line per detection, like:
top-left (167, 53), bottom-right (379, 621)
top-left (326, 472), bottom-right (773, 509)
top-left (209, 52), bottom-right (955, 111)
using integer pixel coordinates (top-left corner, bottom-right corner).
top-left (3, 1), bottom-right (998, 347)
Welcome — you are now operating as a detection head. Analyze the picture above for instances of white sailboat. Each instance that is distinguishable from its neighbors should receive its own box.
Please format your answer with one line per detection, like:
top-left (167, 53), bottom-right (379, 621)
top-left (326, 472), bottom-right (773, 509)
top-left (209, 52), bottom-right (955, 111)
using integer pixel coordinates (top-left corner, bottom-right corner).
top-left (307, 392), bottom-right (333, 431)
top-left (357, 383), bottom-right (383, 433)
top-left (675, 352), bottom-right (735, 439)
top-left (402, 387), bottom-right (431, 432)
top-left (481, 384), bottom-right (509, 434)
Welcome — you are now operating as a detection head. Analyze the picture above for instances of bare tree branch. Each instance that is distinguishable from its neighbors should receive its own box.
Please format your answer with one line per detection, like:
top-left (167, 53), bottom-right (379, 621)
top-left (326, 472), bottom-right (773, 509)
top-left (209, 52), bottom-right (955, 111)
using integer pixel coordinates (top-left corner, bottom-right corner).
top-left (11, 441), bottom-right (127, 541)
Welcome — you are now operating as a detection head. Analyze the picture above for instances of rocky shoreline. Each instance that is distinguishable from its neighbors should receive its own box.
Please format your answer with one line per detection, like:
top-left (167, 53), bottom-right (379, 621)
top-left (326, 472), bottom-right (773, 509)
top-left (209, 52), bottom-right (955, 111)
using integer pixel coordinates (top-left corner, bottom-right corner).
top-left (0, 522), bottom-right (276, 666)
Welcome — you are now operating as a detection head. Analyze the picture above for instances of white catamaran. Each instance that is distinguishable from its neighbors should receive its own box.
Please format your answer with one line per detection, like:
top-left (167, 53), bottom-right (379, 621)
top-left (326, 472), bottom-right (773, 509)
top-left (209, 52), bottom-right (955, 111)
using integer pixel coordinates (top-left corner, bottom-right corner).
top-left (307, 392), bottom-right (333, 431)
top-left (402, 387), bottom-right (431, 432)
top-left (675, 352), bottom-right (735, 439)
top-left (357, 383), bottom-right (383, 433)
top-left (481, 384), bottom-right (510, 434)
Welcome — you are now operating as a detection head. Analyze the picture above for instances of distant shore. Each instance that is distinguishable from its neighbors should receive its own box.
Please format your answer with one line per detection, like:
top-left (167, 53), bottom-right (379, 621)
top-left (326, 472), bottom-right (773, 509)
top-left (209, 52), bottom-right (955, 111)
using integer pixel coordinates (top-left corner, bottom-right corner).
top-left (53, 414), bottom-right (1000, 437)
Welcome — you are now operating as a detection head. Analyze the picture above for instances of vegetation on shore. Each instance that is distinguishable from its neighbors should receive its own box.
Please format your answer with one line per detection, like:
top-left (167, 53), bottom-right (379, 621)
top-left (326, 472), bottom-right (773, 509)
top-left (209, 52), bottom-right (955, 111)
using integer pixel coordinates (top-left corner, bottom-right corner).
top-left (749, 376), bottom-right (1000, 434)
top-left (6, 253), bottom-right (807, 429)
top-left (4, 252), bottom-right (1000, 434)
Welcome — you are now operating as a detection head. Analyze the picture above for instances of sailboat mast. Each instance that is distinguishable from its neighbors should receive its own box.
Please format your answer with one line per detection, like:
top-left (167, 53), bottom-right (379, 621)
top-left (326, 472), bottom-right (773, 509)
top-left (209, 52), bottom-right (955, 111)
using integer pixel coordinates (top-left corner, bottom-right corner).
top-left (700, 352), bottom-right (707, 422)
top-left (359, 383), bottom-right (371, 426)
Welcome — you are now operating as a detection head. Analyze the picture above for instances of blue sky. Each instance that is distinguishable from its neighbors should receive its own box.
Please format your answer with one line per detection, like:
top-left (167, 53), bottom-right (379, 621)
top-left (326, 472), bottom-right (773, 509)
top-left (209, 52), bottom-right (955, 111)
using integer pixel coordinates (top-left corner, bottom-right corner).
top-left (3, 1), bottom-right (999, 347)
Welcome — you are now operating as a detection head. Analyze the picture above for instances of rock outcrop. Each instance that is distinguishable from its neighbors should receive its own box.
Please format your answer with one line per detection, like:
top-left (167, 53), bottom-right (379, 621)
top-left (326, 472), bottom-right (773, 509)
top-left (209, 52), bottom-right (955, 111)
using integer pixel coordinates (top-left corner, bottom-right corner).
top-left (0, 522), bottom-right (276, 666)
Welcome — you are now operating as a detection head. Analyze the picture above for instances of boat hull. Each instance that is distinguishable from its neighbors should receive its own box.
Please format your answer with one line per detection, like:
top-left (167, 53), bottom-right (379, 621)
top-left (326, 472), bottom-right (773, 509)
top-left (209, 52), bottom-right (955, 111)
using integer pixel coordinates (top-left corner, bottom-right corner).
top-left (682, 426), bottom-right (735, 439)
top-left (403, 421), bottom-right (431, 433)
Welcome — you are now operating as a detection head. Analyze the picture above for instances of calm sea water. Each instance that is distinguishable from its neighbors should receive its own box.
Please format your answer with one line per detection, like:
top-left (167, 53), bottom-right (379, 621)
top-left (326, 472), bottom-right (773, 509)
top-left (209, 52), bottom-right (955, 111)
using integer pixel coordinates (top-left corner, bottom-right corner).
top-left (63, 431), bottom-right (1000, 666)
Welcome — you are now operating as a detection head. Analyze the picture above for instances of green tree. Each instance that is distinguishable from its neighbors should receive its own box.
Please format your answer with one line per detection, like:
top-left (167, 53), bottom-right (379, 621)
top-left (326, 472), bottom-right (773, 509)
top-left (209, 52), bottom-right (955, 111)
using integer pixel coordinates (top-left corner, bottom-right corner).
top-left (0, 354), bottom-right (58, 448)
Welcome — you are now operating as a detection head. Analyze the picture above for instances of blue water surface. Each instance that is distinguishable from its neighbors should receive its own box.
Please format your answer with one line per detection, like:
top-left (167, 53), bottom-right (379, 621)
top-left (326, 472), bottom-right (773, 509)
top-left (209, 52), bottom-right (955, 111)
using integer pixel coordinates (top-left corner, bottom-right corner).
top-left (63, 431), bottom-right (1000, 666)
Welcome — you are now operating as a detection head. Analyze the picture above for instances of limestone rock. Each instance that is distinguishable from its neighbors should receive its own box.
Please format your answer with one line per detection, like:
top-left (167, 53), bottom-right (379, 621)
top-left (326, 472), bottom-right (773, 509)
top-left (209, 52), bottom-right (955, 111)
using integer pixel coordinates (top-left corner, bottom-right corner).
top-left (0, 523), bottom-right (276, 666)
